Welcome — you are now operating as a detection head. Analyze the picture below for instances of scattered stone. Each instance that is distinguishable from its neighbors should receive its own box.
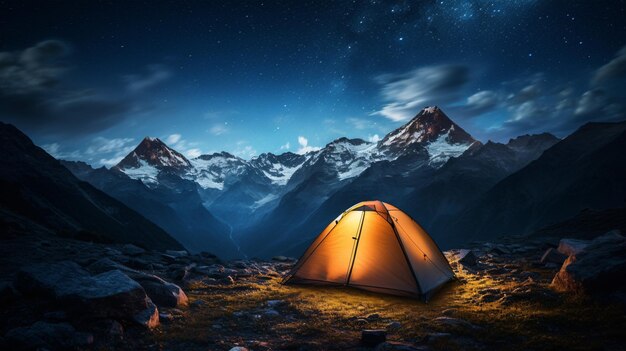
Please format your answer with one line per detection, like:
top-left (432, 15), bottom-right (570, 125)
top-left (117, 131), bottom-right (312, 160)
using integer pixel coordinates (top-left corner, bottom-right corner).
top-left (425, 332), bottom-right (451, 343)
top-left (367, 313), bottom-right (381, 321)
top-left (43, 311), bottom-right (67, 321)
top-left (121, 244), bottom-right (146, 256)
top-left (267, 299), bottom-right (284, 307)
top-left (441, 308), bottom-right (457, 316)
top-left (0, 281), bottom-right (16, 305)
top-left (557, 238), bottom-right (590, 256)
top-left (88, 258), bottom-right (188, 308)
top-left (263, 308), bottom-right (280, 317)
top-left (457, 249), bottom-right (478, 266)
top-left (15, 261), bottom-right (159, 328)
top-left (551, 231), bottom-right (626, 294)
top-left (166, 250), bottom-right (189, 258)
top-left (159, 312), bottom-right (174, 322)
top-left (4, 322), bottom-right (93, 350)
top-left (375, 341), bottom-right (427, 351)
top-left (362, 329), bottom-right (387, 346)
top-left (387, 321), bottom-right (402, 330)
top-left (433, 316), bottom-right (479, 329)
top-left (108, 320), bottom-right (124, 339)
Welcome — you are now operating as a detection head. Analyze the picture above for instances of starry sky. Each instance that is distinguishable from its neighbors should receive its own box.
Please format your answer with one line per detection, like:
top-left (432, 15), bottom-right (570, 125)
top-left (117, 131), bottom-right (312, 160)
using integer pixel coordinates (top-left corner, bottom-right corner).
top-left (1, 0), bottom-right (625, 166)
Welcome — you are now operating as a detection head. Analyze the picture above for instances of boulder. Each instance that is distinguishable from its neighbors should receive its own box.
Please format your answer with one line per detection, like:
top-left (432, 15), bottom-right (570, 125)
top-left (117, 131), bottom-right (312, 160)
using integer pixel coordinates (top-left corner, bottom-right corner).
top-left (540, 248), bottom-right (567, 265)
top-left (551, 232), bottom-right (626, 294)
top-left (362, 329), bottom-right (386, 346)
top-left (4, 322), bottom-right (93, 350)
top-left (557, 238), bottom-right (590, 256)
top-left (15, 261), bottom-right (159, 328)
top-left (165, 250), bottom-right (189, 258)
top-left (121, 244), bottom-right (146, 256)
top-left (375, 341), bottom-right (427, 351)
top-left (88, 258), bottom-right (188, 308)
top-left (457, 250), bottom-right (478, 266)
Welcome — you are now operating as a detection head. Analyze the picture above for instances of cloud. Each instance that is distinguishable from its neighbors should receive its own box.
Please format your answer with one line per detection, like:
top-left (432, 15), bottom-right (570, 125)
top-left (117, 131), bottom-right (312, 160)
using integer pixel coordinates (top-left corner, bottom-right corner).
top-left (85, 136), bottom-right (135, 156)
top-left (233, 145), bottom-right (257, 159)
top-left (166, 133), bottom-right (181, 144)
top-left (463, 90), bottom-right (499, 116)
top-left (0, 40), bottom-right (70, 95)
top-left (0, 40), bottom-right (149, 137)
top-left (368, 134), bottom-right (381, 142)
top-left (296, 135), bottom-right (321, 154)
top-left (125, 64), bottom-right (172, 93)
top-left (185, 148), bottom-right (202, 158)
top-left (373, 64), bottom-right (470, 121)
top-left (280, 142), bottom-right (290, 150)
top-left (574, 88), bottom-right (624, 120)
top-left (346, 117), bottom-right (369, 130)
top-left (592, 45), bottom-right (626, 85)
top-left (209, 124), bottom-right (228, 136)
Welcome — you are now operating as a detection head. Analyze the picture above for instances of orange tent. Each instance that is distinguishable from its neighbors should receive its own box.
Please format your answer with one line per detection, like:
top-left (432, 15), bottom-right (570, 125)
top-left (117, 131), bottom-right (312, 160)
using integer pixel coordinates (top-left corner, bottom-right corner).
top-left (283, 200), bottom-right (455, 299)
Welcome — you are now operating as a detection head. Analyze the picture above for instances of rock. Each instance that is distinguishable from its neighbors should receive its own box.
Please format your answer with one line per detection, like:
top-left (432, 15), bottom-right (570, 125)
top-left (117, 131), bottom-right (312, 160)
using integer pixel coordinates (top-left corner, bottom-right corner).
top-left (271, 255), bottom-right (294, 262)
top-left (121, 244), bottom-right (146, 256)
top-left (441, 308), bottom-right (456, 316)
top-left (108, 320), bottom-right (124, 339)
top-left (15, 261), bottom-right (159, 328)
top-left (551, 232), bottom-right (626, 294)
top-left (4, 321), bottom-right (93, 350)
top-left (541, 248), bottom-right (567, 265)
top-left (362, 329), bottom-right (387, 346)
top-left (159, 312), bottom-right (174, 322)
top-left (557, 238), bottom-right (590, 256)
top-left (43, 311), bottom-right (67, 321)
top-left (375, 341), bottom-right (427, 351)
top-left (367, 313), bottom-right (381, 321)
top-left (387, 321), bottom-right (402, 330)
top-left (489, 246), bottom-right (511, 255)
top-left (0, 281), bottom-right (16, 305)
top-left (88, 258), bottom-right (188, 308)
top-left (425, 332), bottom-right (451, 343)
top-left (433, 316), bottom-right (479, 329)
top-left (267, 299), bottom-right (283, 307)
top-left (263, 308), bottom-right (280, 317)
top-left (165, 250), bottom-right (189, 258)
top-left (229, 347), bottom-right (249, 351)
top-left (133, 299), bottom-right (159, 328)
top-left (190, 299), bottom-right (207, 308)
top-left (457, 249), bottom-right (478, 266)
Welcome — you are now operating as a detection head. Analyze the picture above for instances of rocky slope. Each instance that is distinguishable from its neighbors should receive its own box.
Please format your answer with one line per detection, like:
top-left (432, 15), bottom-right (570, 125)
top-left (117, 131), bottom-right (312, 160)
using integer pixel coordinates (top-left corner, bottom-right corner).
top-left (0, 122), bottom-right (183, 251)
top-left (444, 121), bottom-right (626, 247)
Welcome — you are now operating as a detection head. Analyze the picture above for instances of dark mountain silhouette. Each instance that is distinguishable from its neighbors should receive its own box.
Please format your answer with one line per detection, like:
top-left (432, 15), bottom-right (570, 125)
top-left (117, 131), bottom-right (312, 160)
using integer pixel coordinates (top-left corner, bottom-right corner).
top-left (63, 161), bottom-right (241, 258)
top-left (443, 121), bottom-right (626, 247)
top-left (0, 122), bottom-right (183, 251)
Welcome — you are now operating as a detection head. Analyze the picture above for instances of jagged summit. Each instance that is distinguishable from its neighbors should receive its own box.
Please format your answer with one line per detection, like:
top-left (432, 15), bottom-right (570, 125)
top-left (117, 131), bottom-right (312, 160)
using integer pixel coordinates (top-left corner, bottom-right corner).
top-left (380, 106), bottom-right (475, 148)
top-left (116, 137), bottom-right (191, 171)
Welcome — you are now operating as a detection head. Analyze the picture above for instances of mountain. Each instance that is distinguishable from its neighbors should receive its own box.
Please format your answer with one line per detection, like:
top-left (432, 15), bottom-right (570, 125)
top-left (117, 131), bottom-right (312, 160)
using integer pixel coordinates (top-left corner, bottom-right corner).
top-left (0, 122), bottom-right (183, 251)
top-left (114, 137), bottom-right (191, 185)
top-left (239, 106), bottom-right (479, 256)
top-left (443, 121), bottom-right (626, 247)
top-left (88, 140), bottom-right (242, 257)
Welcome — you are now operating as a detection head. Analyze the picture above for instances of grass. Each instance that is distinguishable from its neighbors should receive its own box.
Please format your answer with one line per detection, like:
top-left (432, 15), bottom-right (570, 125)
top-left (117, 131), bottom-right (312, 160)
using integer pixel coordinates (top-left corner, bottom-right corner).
top-left (151, 261), bottom-right (626, 350)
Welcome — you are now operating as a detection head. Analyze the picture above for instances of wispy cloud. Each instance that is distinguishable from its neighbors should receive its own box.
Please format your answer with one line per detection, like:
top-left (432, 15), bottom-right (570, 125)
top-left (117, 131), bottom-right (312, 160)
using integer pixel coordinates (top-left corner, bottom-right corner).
top-left (296, 136), bottom-right (321, 154)
top-left (124, 64), bottom-right (172, 93)
top-left (373, 64), bottom-right (470, 122)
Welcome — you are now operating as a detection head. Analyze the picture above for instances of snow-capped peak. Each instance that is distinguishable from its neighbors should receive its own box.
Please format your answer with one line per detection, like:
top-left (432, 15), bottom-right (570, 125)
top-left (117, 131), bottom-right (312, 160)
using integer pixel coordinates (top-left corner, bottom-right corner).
top-left (377, 106), bottom-right (476, 163)
top-left (115, 137), bottom-right (191, 172)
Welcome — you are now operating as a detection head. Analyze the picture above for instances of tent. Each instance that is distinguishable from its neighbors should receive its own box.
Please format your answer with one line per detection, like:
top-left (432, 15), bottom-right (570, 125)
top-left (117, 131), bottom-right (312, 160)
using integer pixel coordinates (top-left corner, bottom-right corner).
top-left (283, 200), bottom-right (455, 299)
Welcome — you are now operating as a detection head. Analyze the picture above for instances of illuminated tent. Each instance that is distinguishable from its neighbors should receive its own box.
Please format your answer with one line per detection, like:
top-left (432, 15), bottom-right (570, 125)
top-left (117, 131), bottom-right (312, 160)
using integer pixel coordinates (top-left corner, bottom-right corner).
top-left (283, 201), bottom-right (455, 299)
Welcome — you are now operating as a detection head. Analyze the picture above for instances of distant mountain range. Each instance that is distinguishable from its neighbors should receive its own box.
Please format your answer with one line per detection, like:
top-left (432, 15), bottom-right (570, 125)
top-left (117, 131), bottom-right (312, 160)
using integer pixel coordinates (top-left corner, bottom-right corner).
top-left (2, 107), bottom-right (624, 259)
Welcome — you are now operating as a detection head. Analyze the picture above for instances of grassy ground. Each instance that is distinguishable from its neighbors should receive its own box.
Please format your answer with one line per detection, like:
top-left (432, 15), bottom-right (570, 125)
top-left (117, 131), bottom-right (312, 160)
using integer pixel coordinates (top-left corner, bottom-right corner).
top-left (153, 259), bottom-right (626, 351)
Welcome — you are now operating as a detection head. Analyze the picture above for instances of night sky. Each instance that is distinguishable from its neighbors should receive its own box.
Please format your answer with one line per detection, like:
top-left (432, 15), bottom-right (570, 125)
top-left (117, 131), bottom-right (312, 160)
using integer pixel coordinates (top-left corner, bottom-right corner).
top-left (1, 0), bottom-right (625, 166)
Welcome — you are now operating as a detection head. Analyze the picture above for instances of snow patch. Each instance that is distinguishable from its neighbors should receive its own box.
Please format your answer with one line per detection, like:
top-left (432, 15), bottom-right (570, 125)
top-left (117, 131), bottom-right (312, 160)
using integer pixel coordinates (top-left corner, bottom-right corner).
top-left (425, 130), bottom-right (471, 167)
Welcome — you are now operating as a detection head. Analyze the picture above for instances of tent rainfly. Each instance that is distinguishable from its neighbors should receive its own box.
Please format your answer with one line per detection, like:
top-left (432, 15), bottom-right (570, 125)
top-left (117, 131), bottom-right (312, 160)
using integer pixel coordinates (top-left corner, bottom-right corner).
top-left (283, 200), bottom-right (455, 299)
